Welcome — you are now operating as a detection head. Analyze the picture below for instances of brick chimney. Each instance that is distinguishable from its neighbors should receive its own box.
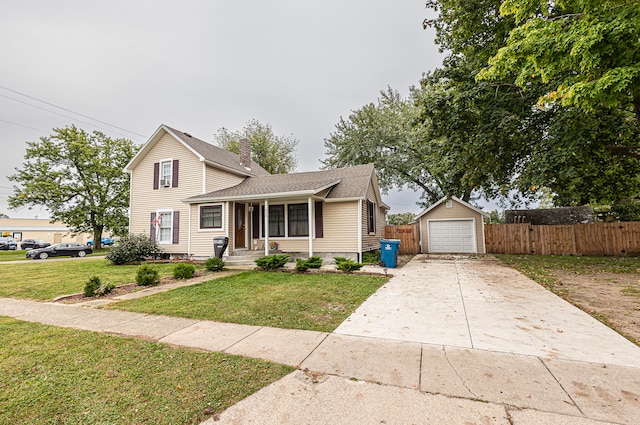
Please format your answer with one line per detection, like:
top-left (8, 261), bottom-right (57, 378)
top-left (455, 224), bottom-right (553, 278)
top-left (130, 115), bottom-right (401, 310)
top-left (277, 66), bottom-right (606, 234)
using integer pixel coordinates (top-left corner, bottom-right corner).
top-left (239, 138), bottom-right (251, 170)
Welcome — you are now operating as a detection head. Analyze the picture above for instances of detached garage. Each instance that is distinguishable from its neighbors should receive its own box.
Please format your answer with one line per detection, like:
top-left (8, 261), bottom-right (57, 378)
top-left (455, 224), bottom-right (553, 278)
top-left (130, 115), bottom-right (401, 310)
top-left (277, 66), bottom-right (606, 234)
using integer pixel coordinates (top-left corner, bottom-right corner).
top-left (415, 197), bottom-right (489, 254)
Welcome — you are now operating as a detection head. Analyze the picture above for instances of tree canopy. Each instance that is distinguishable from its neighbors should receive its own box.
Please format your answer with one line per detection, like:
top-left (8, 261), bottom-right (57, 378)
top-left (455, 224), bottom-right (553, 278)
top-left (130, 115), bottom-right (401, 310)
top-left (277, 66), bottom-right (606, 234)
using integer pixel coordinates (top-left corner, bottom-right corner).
top-left (8, 126), bottom-right (138, 248)
top-left (213, 119), bottom-right (299, 174)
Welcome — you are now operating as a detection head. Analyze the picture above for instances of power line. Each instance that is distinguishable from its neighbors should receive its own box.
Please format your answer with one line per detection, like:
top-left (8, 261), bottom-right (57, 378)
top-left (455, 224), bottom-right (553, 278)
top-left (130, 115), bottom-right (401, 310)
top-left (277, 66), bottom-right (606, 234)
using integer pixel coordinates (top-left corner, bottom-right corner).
top-left (0, 94), bottom-right (146, 142)
top-left (0, 84), bottom-right (148, 138)
top-left (0, 119), bottom-right (49, 133)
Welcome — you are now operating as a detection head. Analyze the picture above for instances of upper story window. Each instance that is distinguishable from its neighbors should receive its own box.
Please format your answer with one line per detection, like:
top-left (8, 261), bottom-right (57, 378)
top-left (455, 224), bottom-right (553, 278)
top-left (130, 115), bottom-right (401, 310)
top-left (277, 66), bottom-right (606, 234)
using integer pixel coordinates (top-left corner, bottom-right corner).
top-left (160, 160), bottom-right (172, 188)
top-left (200, 205), bottom-right (223, 229)
top-left (154, 159), bottom-right (179, 189)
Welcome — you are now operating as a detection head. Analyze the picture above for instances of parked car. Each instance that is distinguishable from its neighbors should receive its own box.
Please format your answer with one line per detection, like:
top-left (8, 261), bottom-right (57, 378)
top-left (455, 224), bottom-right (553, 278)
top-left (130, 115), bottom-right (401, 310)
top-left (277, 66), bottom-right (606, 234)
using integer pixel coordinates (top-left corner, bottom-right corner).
top-left (0, 237), bottom-right (17, 251)
top-left (86, 238), bottom-right (115, 247)
top-left (20, 239), bottom-right (51, 250)
top-left (26, 243), bottom-right (93, 260)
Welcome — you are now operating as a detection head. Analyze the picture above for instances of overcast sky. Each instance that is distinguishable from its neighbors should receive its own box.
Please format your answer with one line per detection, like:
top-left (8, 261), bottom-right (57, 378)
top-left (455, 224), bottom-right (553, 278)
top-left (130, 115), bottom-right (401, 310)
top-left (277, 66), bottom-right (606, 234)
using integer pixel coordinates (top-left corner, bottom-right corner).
top-left (1, 1), bottom-right (446, 219)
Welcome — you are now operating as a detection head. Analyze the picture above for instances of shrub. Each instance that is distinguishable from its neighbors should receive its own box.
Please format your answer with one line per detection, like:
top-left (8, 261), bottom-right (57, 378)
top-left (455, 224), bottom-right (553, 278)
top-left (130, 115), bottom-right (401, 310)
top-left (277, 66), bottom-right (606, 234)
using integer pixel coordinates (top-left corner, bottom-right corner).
top-left (84, 276), bottom-right (115, 297)
top-left (84, 276), bottom-right (102, 297)
top-left (334, 257), bottom-right (364, 273)
top-left (205, 257), bottom-right (225, 272)
top-left (362, 250), bottom-right (380, 264)
top-left (295, 256), bottom-right (323, 272)
top-left (136, 263), bottom-right (160, 286)
top-left (295, 258), bottom-right (310, 272)
top-left (173, 263), bottom-right (196, 279)
top-left (96, 282), bottom-right (115, 296)
top-left (255, 254), bottom-right (290, 271)
top-left (106, 234), bottom-right (163, 265)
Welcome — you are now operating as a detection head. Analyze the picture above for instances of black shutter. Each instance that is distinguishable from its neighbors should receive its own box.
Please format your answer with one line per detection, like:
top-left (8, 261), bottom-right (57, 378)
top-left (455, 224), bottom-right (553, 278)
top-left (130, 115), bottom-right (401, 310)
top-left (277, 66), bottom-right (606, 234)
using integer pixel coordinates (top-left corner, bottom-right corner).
top-left (315, 202), bottom-right (323, 238)
top-left (150, 212), bottom-right (156, 240)
top-left (153, 163), bottom-right (159, 190)
top-left (252, 205), bottom-right (259, 238)
top-left (172, 160), bottom-right (179, 187)
top-left (172, 211), bottom-right (180, 244)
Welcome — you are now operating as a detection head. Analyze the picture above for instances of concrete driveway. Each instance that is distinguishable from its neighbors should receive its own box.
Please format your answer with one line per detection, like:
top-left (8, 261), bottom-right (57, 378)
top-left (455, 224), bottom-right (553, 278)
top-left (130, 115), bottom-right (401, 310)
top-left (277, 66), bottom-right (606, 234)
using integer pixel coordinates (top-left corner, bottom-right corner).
top-left (334, 255), bottom-right (640, 367)
top-left (214, 255), bottom-right (640, 424)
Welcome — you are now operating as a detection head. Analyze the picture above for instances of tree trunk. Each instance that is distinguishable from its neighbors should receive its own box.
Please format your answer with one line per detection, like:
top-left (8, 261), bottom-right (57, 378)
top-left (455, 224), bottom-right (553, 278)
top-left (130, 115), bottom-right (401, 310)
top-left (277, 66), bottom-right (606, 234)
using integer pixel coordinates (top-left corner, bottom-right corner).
top-left (93, 226), bottom-right (104, 250)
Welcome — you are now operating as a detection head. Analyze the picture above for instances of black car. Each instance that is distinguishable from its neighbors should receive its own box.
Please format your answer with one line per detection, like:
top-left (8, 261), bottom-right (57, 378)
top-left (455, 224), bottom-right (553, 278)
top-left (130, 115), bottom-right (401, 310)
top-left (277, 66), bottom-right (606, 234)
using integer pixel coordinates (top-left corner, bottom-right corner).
top-left (26, 243), bottom-right (93, 260)
top-left (21, 239), bottom-right (51, 250)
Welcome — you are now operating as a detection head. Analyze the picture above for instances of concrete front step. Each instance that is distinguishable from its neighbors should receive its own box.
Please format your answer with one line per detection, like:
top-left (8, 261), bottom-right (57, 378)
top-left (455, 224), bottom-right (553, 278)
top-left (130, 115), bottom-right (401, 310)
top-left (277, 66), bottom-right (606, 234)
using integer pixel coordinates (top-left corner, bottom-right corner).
top-left (224, 251), bottom-right (265, 266)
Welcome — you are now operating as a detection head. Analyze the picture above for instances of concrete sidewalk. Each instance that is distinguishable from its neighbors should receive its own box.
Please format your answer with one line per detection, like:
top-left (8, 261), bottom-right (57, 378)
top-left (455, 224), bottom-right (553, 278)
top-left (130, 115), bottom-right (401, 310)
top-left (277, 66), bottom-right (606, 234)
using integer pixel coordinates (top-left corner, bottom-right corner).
top-left (1, 256), bottom-right (639, 424)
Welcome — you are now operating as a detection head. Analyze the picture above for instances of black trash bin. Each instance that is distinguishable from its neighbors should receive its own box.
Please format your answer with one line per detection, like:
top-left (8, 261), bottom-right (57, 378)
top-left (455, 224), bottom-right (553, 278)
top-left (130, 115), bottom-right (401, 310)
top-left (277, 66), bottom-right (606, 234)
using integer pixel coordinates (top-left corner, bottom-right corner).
top-left (213, 236), bottom-right (229, 258)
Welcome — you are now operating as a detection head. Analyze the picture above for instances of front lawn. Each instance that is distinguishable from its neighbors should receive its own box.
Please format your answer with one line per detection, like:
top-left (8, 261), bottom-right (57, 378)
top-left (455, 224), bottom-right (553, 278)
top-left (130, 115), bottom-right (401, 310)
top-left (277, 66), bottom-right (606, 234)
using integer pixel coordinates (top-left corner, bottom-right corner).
top-left (0, 258), bottom-right (188, 301)
top-left (0, 316), bottom-right (293, 425)
top-left (108, 271), bottom-right (387, 332)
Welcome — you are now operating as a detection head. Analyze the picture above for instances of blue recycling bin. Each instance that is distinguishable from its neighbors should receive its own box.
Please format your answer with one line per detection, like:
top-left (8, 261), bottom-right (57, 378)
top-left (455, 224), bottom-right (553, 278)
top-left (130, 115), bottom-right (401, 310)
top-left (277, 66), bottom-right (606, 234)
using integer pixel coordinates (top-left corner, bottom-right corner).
top-left (380, 239), bottom-right (400, 268)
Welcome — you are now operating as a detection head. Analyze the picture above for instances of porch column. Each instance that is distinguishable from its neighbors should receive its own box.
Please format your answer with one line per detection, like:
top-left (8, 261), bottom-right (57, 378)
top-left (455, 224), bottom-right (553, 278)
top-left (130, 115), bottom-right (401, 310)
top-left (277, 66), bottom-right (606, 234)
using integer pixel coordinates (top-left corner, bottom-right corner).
top-left (357, 199), bottom-right (363, 262)
top-left (308, 196), bottom-right (313, 257)
top-left (264, 199), bottom-right (269, 256)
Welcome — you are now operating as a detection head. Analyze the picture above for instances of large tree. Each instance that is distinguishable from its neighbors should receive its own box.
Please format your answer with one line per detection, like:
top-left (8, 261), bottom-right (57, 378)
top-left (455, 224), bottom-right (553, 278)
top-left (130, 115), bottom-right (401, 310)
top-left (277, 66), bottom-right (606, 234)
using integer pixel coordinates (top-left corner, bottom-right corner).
top-left (8, 126), bottom-right (138, 249)
top-left (323, 88), bottom-right (447, 205)
top-left (213, 119), bottom-right (298, 174)
top-left (423, 0), bottom-right (640, 207)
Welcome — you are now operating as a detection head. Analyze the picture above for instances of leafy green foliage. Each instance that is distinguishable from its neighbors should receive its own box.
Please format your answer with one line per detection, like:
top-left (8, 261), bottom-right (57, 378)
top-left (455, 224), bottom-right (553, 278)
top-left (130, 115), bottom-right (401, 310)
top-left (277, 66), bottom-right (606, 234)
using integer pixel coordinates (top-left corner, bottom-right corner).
top-left (84, 276), bottom-right (115, 297)
top-left (255, 254), bottom-right (290, 270)
top-left (205, 257), bottom-right (225, 272)
top-left (334, 257), bottom-right (364, 273)
top-left (213, 119), bottom-right (298, 174)
top-left (8, 126), bottom-right (138, 248)
top-left (105, 234), bottom-right (162, 265)
top-left (135, 264), bottom-right (159, 286)
top-left (610, 200), bottom-right (640, 222)
top-left (387, 212), bottom-right (415, 225)
top-left (362, 250), bottom-right (380, 264)
top-left (173, 263), bottom-right (195, 279)
top-left (294, 256), bottom-right (323, 272)
top-left (84, 276), bottom-right (102, 297)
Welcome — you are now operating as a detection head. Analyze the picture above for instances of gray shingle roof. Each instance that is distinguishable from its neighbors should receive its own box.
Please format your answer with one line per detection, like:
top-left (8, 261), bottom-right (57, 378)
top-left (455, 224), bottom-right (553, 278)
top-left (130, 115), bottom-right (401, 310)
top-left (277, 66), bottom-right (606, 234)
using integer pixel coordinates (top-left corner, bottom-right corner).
top-left (165, 126), bottom-right (270, 177)
top-left (184, 163), bottom-right (376, 203)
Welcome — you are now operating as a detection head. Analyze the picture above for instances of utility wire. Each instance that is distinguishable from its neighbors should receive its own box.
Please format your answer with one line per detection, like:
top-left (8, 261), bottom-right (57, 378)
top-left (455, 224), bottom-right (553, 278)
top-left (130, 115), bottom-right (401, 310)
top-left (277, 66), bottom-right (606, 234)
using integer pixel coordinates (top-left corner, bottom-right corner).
top-left (0, 84), bottom-right (147, 138)
top-left (0, 119), bottom-right (49, 133)
top-left (0, 94), bottom-right (146, 142)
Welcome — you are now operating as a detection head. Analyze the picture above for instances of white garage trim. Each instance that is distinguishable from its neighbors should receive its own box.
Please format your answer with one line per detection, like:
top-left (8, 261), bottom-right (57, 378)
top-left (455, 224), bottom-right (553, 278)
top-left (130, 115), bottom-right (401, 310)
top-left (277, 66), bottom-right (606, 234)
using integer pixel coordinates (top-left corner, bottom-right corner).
top-left (427, 218), bottom-right (477, 254)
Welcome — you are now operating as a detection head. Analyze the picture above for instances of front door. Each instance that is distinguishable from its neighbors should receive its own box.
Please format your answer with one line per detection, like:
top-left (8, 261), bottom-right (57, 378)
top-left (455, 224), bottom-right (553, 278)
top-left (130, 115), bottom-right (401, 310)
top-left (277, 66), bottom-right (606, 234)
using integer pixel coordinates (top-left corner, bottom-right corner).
top-left (234, 203), bottom-right (246, 249)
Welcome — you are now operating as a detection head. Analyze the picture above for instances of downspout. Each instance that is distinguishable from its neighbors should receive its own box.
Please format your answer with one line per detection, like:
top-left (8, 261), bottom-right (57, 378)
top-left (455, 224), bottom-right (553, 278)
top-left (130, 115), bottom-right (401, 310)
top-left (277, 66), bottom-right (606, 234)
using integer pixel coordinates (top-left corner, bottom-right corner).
top-left (224, 202), bottom-right (229, 254)
top-left (357, 199), bottom-right (363, 262)
top-left (264, 199), bottom-right (269, 256)
top-left (128, 170), bottom-right (133, 236)
top-left (308, 196), bottom-right (313, 257)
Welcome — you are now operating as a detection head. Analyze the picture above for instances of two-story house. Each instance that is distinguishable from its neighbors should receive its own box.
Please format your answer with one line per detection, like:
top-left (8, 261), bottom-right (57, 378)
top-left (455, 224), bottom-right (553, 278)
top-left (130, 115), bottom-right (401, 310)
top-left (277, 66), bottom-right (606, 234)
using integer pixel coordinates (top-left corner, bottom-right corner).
top-left (124, 124), bottom-right (388, 261)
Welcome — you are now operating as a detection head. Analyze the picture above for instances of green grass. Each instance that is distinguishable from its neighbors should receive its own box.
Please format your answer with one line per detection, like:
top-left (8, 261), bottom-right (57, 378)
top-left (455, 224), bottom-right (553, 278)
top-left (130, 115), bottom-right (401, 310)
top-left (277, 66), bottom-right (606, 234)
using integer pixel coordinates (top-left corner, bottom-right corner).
top-left (0, 250), bottom-right (30, 262)
top-left (109, 271), bottom-right (387, 332)
top-left (0, 316), bottom-right (293, 425)
top-left (0, 258), bottom-right (190, 301)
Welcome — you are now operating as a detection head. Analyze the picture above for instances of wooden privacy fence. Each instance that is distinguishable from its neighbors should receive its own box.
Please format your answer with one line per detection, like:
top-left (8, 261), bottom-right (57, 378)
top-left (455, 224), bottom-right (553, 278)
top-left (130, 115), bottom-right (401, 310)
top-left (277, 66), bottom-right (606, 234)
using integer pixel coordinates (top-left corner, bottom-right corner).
top-left (485, 222), bottom-right (640, 256)
top-left (384, 224), bottom-right (420, 255)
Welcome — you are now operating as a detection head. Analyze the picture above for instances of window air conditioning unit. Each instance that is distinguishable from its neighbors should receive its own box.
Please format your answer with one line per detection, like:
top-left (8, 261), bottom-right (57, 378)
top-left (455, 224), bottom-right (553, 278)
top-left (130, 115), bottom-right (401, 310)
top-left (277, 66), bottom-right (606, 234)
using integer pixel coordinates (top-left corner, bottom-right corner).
top-left (160, 179), bottom-right (171, 188)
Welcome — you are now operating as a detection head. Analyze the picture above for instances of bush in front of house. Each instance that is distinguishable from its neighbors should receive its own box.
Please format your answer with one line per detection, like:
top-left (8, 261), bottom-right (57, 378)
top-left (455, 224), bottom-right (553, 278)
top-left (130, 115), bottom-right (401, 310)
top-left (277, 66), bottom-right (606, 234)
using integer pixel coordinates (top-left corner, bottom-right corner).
top-left (255, 254), bottom-right (290, 271)
top-left (84, 275), bottom-right (115, 297)
top-left (173, 263), bottom-right (196, 279)
top-left (295, 256), bottom-right (323, 272)
top-left (362, 250), bottom-right (380, 264)
top-left (136, 263), bottom-right (160, 286)
top-left (205, 257), bottom-right (225, 272)
top-left (334, 257), bottom-right (364, 273)
top-left (106, 234), bottom-right (163, 265)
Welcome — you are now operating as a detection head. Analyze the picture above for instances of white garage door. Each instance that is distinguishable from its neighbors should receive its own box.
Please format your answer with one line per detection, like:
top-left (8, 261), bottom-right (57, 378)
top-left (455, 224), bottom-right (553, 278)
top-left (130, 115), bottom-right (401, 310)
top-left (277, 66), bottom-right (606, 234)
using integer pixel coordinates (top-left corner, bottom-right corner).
top-left (428, 220), bottom-right (475, 253)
